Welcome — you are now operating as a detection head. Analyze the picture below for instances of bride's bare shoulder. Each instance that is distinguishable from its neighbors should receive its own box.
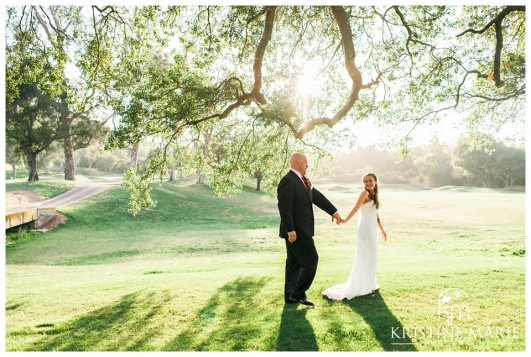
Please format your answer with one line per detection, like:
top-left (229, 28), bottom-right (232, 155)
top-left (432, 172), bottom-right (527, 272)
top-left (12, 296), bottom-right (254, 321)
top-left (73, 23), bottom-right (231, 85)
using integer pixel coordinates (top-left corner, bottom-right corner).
top-left (358, 190), bottom-right (369, 198)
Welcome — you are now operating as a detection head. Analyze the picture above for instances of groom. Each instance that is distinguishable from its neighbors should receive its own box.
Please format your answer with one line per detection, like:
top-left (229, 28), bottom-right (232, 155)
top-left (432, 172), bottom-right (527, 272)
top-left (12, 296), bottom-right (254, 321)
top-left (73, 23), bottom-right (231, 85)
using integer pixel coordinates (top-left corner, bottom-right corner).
top-left (277, 152), bottom-right (341, 306)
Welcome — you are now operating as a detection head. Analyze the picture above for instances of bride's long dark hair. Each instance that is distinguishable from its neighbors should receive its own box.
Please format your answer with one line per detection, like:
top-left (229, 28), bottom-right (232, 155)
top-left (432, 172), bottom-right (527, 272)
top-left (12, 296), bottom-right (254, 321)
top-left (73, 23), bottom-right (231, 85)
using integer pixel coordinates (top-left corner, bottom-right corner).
top-left (364, 173), bottom-right (379, 209)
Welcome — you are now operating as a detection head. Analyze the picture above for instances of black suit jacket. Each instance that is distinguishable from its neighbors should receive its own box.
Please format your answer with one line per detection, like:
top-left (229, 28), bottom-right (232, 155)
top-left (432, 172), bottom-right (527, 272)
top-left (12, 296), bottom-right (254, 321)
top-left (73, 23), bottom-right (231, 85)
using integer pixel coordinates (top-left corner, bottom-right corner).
top-left (277, 170), bottom-right (337, 239)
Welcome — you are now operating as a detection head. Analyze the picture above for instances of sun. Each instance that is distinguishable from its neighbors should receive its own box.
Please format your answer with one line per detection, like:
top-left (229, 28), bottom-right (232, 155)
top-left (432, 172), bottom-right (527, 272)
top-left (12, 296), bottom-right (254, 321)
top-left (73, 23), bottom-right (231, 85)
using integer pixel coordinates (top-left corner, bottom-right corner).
top-left (297, 60), bottom-right (323, 97)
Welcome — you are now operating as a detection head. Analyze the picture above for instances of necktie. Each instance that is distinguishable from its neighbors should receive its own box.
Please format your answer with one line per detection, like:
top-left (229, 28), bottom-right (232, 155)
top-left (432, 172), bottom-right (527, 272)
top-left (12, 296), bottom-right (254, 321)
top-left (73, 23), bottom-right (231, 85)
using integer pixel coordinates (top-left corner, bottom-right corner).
top-left (302, 176), bottom-right (311, 190)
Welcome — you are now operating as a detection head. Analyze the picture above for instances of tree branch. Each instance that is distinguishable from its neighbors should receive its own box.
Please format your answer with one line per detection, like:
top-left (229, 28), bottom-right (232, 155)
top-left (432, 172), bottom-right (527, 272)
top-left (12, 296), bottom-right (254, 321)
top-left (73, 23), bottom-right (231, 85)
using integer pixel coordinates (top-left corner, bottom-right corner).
top-left (165, 5), bottom-right (277, 147)
top-left (457, 6), bottom-right (525, 88)
top-left (251, 6), bottom-right (276, 105)
top-left (294, 6), bottom-right (379, 139)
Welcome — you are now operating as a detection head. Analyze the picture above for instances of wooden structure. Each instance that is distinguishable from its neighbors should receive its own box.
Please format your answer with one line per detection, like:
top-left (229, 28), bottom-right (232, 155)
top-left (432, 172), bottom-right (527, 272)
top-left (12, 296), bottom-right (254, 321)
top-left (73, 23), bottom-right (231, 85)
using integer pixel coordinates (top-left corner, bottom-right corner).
top-left (5, 207), bottom-right (56, 229)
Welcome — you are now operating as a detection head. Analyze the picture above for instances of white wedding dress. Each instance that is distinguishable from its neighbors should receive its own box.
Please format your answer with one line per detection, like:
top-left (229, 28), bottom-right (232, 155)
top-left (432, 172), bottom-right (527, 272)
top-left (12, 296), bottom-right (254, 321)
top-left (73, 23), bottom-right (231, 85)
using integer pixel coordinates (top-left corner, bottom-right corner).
top-left (323, 201), bottom-right (379, 300)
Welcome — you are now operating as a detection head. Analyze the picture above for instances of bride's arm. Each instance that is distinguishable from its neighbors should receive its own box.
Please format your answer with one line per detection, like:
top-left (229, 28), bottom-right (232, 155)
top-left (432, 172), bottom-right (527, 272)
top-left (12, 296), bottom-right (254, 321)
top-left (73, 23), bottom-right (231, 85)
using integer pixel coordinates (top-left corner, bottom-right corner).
top-left (377, 214), bottom-right (387, 241)
top-left (342, 190), bottom-right (369, 223)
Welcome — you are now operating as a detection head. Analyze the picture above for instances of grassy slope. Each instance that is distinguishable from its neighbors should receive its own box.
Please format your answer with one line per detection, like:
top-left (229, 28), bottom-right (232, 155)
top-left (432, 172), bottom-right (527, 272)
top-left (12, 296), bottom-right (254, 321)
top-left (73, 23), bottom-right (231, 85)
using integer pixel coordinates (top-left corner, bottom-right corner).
top-left (5, 180), bottom-right (76, 200)
top-left (5, 181), bottom-right (525, 351)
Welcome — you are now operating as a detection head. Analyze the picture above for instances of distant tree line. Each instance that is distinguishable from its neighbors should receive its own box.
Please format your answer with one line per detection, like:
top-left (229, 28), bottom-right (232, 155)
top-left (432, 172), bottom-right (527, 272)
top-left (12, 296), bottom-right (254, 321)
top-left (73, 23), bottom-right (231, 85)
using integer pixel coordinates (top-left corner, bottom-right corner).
top-left (323, 135), bottom-right (525, 189)
top-left (8, 131), bottom-right (524, 193)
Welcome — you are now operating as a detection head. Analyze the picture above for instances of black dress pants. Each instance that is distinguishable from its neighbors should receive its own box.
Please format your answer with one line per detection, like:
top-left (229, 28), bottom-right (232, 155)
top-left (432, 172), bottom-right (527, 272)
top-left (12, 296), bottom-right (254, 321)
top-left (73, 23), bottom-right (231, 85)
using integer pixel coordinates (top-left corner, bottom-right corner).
top-left (284, 236), bottom-right (319, 301)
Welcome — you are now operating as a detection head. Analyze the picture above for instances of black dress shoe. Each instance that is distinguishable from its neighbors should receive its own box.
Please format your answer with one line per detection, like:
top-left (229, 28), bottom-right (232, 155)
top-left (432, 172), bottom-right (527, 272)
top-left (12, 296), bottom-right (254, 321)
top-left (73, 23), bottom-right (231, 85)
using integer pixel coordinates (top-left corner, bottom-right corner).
top-left (288, 297), bottom-right (315, 306)
top-left (288, 297), bottom-right (299, 303)
top-left (299, 299), bottom-right (315, 306)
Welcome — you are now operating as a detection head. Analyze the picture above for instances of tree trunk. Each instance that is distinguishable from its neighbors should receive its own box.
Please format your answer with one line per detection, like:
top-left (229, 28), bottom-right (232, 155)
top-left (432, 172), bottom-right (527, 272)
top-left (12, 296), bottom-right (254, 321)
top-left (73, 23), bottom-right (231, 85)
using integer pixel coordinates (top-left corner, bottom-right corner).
top-left (502, 174), bottom-right (510, 189)
top-left (197, 128), bottom-right (212, 185)
top-left (130, 142), bottom-right (140, 169)
top-left (254, 170), bottom-right (263, 191)
top-left (197, 172), bottom-right (205, 185)
top-left (64, 136), bottom-right (76, 181)
top-left (25, 152), bottom-right (39, 181)
top-left (508, 176), bottom-right (513, 189)
top-left (11, 162), bottom-right (17, 180)
top-left (169, 168), bottom-right (177, 181)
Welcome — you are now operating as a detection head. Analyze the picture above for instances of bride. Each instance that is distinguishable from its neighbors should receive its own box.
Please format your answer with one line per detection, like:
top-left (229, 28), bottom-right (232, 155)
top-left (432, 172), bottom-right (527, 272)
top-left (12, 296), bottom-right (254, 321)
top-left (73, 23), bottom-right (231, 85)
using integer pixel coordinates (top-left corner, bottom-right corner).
top-left (322, 173), bottom-right (387, 300)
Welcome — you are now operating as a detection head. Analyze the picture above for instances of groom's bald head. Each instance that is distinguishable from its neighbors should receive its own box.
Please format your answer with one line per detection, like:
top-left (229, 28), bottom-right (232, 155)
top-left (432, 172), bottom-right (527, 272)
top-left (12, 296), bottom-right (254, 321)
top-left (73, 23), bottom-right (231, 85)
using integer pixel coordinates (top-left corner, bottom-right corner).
top-left (290, 153), bottom-right (308, 176)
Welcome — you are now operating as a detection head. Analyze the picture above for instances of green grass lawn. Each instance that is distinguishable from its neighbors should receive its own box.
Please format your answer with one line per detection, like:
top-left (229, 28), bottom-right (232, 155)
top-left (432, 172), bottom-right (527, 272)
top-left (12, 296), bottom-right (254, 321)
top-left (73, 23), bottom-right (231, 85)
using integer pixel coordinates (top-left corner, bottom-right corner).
top-left (5, 180), bottom-right (76, 200)
top-left (4, 180), bottom-right (525, 351)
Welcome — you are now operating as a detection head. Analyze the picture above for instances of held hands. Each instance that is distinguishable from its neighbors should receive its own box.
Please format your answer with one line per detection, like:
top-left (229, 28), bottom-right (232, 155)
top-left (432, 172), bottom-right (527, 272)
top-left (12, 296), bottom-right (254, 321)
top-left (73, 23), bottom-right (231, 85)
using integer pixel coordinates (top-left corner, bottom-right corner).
top-left (333, 212), bottom-right (350, 225)
top-left (331, 212), bottom-right (352, 225)
top-left (332, 212), bottom-right (342, 225)
top-left (330, 212), bottom-right (351, 225)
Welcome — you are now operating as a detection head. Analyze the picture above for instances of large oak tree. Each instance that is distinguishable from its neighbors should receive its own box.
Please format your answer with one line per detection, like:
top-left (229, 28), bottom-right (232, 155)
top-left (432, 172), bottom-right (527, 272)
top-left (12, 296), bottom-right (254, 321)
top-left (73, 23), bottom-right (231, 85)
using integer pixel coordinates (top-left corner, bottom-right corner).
top-left (5, 6), bottom-right (110, 181)
top-left (6, 5), bottom-right (525, 211)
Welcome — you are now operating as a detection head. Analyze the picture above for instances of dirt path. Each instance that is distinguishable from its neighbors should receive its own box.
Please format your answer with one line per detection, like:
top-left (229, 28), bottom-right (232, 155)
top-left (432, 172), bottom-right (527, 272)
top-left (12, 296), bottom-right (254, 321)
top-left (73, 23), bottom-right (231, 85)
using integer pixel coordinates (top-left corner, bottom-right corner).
top-left (6, 182), bottom-right (116, 214)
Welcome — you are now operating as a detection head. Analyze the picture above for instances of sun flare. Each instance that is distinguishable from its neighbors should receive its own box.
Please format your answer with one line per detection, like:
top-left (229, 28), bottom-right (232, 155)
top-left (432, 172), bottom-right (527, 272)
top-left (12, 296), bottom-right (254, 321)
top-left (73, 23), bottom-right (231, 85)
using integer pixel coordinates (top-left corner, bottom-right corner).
top-left (297, 60), bottom-right (323, 97)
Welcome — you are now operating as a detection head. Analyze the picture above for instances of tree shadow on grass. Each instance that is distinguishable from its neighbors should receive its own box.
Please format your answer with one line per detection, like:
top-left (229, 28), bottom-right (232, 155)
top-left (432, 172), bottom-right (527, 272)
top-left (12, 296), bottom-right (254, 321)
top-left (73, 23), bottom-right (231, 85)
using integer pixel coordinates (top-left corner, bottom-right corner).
top-left (20, 290), bottom-right (173, 351)
top-left (276, 304), bottom-right (318, 351)
top-left (343, 291), bottom-right (417, 351)
top-left (164, 276), bottom-right (270, 351)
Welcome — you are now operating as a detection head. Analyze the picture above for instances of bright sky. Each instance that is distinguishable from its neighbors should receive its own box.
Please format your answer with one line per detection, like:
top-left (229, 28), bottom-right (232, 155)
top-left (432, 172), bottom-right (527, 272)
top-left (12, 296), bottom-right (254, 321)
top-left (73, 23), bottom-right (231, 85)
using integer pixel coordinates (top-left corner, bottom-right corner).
top-left (349, 119), bottom-right (462, 148)
top-left (297, 60), bottom-right (472, 149)
top-left (346, 115), bottom-right (525, 148)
